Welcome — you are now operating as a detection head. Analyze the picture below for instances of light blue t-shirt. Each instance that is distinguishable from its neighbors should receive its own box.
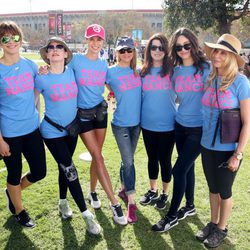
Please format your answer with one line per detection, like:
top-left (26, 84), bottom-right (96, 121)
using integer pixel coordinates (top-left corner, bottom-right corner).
top-left (201, 74), bottom-right (250, 151)
top-left (68, 53), bottom-right (108, 109)
top-left (35, 67), bottom-right (78, 139)
top-left (0, 57), bottom-right (39, 137)
top-left (141, 67), bottom-right (177, 132)
top-left (106, 65), bottom-right (141, 127)
top-left (172, 64), bottom-right (210, 127)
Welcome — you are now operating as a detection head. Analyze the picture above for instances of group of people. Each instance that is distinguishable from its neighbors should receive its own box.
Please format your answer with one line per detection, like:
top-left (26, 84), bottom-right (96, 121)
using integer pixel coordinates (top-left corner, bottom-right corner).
top-left (0, 20), bottom-right (249, 248)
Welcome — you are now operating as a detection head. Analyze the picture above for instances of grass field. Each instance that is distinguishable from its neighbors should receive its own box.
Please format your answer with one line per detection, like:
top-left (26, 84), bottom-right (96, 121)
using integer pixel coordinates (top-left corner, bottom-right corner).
top-left (0, 53), bottom-right (249, 250)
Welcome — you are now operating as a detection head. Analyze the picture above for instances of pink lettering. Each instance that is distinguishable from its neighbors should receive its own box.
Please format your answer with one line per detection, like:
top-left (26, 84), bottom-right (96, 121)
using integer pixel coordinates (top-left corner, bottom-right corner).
top-left (5, 72), bottom-right (34, 95)
top-left (175, 74), bottom-right (204, 93)
top-left (79, 70), bottom-right (105, 86)
top-left (142, 74), bottom-right (172, 91)
top-left (118, 74), bottom-right (141, 92)
top-left (50, 82), bottom-right (78, 102)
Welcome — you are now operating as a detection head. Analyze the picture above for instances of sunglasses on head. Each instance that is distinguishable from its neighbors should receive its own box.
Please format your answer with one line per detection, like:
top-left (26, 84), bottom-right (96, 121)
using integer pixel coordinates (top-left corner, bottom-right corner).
top-left (150, 45), bottom-right (164, 52)
top-left (1, 35), bottom-right (21, 44)
top-left (47, 44), bottom-right (65, 51)
top-left (119, 48), bottom-right (133, 54)
top-left (175, 43), bottom-right (192, 52)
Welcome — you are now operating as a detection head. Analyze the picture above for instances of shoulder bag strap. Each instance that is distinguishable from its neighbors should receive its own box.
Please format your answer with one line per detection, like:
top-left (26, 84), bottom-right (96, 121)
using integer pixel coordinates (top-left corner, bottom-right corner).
top-left (44, 115), bottom-right (65, 132)
top-left (211, 79), bottom-right (221, 147)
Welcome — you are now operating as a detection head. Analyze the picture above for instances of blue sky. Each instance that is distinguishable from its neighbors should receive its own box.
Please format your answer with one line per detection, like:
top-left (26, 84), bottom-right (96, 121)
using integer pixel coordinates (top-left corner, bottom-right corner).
top-left (0, 0), bottom-right (164, 14)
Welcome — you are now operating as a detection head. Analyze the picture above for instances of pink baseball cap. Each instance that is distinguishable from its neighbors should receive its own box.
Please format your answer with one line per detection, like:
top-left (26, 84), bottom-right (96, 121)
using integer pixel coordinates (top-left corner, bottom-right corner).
top-left (85, 24), bottom-right (105, 40)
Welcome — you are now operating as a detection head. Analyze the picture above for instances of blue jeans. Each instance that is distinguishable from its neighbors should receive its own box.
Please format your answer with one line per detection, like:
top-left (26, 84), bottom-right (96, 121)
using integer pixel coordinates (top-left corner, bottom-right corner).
top-left (111, 124), bottom-right (141, 195)
top-left (167, 122), bottom-right (202, 217)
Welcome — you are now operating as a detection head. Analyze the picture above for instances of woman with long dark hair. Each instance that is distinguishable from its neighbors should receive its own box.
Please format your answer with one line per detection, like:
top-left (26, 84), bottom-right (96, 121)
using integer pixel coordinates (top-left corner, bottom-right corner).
top-left (152, 28), bottom-right (210, 232)
top-left (139, 33), bottom-right (176, 210)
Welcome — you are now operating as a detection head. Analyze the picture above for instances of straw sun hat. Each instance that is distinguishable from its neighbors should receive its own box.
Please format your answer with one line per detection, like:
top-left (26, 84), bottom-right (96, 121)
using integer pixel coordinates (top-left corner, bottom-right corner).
top-left (40, 36), bottom-right (72, 65)
top-left (204, 34), bottom-right (246, 68)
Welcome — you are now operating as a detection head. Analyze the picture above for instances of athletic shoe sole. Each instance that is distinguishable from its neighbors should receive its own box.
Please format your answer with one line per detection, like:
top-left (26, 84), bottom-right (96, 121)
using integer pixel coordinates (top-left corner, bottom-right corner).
top-left (139, 196), bottom-right (159, 206)
top-left (154, 220), bottom-right (179, 233)
top-left (178, 210), bottom-right (196, 221)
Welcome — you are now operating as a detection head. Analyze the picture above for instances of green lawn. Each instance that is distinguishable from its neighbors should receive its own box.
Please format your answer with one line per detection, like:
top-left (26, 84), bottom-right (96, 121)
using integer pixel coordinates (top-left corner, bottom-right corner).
top-left (0, 53), bottom-right (249, 250)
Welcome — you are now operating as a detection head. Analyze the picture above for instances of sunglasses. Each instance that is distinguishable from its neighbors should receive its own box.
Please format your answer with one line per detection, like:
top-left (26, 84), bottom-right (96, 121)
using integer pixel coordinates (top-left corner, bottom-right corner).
top-left (1, 35), bottom-right (21, 44)
top-left (175, 43), bottom-right (192, 52)
top-left (218, 162), bottom-right (229, 169)
top-left (150, 45), bottom-right (164, 52)
top-left (119, 48), bottom-right (133, 54)
top-left (47, 44), bottom-right (65, 51)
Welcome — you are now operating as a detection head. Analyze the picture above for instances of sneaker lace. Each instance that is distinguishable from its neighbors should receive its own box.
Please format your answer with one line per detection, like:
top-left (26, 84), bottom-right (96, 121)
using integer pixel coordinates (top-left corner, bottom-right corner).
top-left (158, 215), bottom-right (169, 226)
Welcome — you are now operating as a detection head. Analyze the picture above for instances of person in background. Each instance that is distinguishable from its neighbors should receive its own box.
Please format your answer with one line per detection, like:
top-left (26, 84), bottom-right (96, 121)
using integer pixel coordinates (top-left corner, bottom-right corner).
top-left (106, 37), bottom-right (141, 223)
top-left (152, 28), bottom-right (210, 232)
top-left (0, 21), bottom-right (46, 228)
top-left (35, 37), bottom-right (101, 235)
top-left (69, 24), bottom-right (127, 225)
top-left (139, 33), bottom-right (176, 210)
top-left (197, 34), bottom-right (250, 248)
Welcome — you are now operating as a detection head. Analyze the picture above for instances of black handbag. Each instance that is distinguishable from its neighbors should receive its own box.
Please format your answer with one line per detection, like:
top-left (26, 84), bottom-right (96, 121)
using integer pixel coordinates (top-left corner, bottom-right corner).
top-left (211, 79), bottom-right (242, 147)
top-left (44, 115), bottom-right (81, 137)
top-left (77, 100), bottom-right (108, 122)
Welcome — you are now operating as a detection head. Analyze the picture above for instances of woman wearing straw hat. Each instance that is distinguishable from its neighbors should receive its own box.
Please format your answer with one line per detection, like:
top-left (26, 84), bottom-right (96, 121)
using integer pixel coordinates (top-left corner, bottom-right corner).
top-left (39, 24), bottom-right (127, 225)
top-left (35, 37), bottom-right (101, 235)
top-left (0, 21), bottom-right (46, 228)
top-left (197, 34), bottom-right (250, 248)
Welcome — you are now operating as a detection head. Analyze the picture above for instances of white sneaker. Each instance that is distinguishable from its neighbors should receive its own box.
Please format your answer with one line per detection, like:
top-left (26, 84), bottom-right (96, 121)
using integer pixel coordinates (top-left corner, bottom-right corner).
top-left (87, 192), bottom-right (101, 209)
top-left (110, 203), bottom-right (127, 226)
top-left (59, 199), bottom-right (73, 219)
top-left (83, 210), bottom-right (101, 235)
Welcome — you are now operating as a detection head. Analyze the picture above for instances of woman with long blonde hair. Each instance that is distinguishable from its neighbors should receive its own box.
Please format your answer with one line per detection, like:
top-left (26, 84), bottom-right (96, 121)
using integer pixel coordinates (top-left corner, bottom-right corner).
top-left (197, 34), bottom-right (250, 248)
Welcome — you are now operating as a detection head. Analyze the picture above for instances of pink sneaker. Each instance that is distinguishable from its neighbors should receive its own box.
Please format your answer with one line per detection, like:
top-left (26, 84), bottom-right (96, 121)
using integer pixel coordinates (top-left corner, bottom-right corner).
top-left (118, 189), bottom-right (128, 203)
top-left (127, 204), bottom-right (138, 224)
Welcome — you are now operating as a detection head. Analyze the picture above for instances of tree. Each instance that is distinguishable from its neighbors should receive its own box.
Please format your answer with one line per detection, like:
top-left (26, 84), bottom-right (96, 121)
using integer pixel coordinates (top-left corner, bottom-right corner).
top-left (163, 0), bottom-right (250, 35)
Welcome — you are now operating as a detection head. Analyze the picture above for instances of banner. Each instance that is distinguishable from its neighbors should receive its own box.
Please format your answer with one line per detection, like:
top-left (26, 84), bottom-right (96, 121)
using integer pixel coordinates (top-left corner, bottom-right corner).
top-left (132, 29), bottom-right (143, 41)
top-left (48, 13), bottom-right (56, 35)
top-left (57, 13), bottom-right (63, 35)
top-left (65, 23), bottom-right (72, 40)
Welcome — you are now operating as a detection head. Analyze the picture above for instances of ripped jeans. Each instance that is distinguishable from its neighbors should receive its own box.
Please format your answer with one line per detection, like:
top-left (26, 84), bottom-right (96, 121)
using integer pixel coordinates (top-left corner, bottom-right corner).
top-left (111, 124), bottom-right (141, 195)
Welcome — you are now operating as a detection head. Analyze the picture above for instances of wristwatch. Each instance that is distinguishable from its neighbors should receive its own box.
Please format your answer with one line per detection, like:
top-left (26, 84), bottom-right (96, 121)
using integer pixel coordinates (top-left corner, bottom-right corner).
top-left (233, 152), bottom-right (243, 160)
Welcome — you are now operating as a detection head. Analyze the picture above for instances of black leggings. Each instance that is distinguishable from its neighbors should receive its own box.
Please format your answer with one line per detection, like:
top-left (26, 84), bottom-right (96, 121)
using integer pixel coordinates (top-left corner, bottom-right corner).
top-left (4, 128), bottom-right (46, 185)
top-left (44, 136), bottom-right (87, 212)
top-left (142, 128), bottom-right (175, 183)
top-left (201, 146), bottom-right (238, 199)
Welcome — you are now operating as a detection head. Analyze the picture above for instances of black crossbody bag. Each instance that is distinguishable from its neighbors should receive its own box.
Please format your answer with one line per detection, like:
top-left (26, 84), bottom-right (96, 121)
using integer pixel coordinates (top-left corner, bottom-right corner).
top-left (44, 115), bottom-right (81, 137)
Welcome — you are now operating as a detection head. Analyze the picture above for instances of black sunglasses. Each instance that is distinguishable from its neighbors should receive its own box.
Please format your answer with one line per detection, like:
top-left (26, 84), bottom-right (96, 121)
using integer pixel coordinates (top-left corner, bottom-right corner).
top-left (175, 43), bottom-right (192, 52)
top-left (218, 162), bottom-right (229, 169)
top-left (119, 48), bottom-right (133, 54)
top-left (47, 44), bottom-right (65, 51)
top-left (150, 45), bottom-right (164, 52)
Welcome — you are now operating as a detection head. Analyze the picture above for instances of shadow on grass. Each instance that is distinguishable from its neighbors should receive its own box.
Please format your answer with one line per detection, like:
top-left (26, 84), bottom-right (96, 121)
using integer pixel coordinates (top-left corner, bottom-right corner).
top-left (93, 208), bottom-right (124, 250)
top-left (133, 209), bottom-right (172, 250)
top-left (3, 216), bottom-right (39, 250)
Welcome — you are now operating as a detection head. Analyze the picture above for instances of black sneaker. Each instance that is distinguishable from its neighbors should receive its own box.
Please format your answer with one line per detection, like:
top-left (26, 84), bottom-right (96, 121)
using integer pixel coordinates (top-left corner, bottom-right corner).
top-left (196, 222), bottom-right (217, 242)
top-left (140, 190), bottom-right (158, 205)
top-left (15, 209), bottom-right (35, 229)
top-left (4, 188), bottom-right (16, 215)
top-left (154, 193), bottom-right (168, 210)
top-left (203, 226), bottom-right (227, 248)
top-left (177, 205), bottom-right (196, 221)
top-left (152, 215), bottom-right (178, 233)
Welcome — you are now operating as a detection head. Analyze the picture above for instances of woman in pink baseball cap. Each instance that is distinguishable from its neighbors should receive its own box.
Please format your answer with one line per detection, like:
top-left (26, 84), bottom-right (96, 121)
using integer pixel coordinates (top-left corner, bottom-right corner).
top-left (69, 23), bottom-right (127, 225)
